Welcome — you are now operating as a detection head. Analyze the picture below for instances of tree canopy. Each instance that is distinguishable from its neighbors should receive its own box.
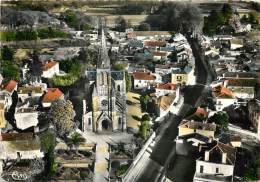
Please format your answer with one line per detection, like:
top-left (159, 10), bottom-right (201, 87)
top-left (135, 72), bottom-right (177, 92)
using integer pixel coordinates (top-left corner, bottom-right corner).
top-left (51, 100), bottom-right (75, 137)
top-left (1, 45), bottom-right (14, 60)
top-left (67, 132), bottom-right (86, 151)
top-left (138, 22), bottom-right (151, 31)
top-left (203, 3), bottom-right (233, 36)
top-left (209, 111), bottom-right (229, 129)
top-left (28, 50), bottom-right (43, 80)
top-left (115, 16), bottom-right (132, 32)
top-left (139, 114), bottom-right (150, 140)
top-left (145, 2), bottom-right (202, 33)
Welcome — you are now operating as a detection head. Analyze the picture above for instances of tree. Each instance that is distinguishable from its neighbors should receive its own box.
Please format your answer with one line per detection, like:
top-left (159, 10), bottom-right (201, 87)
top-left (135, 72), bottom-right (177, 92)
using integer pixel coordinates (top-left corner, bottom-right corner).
top-left (139, 114), bottom-right (150, 140)
top-left (248, 12), bottom-right (259, 24)
top-left (140, 94), bottom-right (150, 111)
top-left (168, 51), bottom-right (178, 62)
top-left (142, 114), bottom-right (150, 122)
top-left (40, 131), bottom-right (57, 178)
top-left (28, 50), bottom-right (43, 81)
top-left (209, 111), bottom-right (229, 130)
top-left (203, 4), bottom-right (233, 36)
top-left (138, 22), bottom-right (151, 31)
top-left (1, 45), bottom-right (13, 61)
top-left (221, 3), bottom-right (233, 23)
top-left (40, 131), bottom-right (55, 153)
top-left (64, 11), bottom-right (77, 28)
top-left (115, 16), bottom-right (131, 32)
top-left (67, 132), bottom-right (86, 152)
top-left (146, 3), bottom-right (202, 33)
top-left (2, 60), bottom-right (20, 81)
top-left (78, 48), bottom-right (98, 66)
top-left (51, 100), bottom-right (75, 137)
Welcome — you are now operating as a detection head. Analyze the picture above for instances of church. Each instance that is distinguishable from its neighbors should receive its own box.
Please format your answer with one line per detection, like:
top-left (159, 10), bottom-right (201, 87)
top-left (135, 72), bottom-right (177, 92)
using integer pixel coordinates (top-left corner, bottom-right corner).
top-left (82, 29), bottom-right (127, 133)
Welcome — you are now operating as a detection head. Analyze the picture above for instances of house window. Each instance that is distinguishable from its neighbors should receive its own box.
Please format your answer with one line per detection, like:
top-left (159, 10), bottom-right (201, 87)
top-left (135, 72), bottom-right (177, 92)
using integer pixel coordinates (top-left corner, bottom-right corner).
top-left (88, 118), bottom-right (91, 125)
top-left (136, 85), bottom-right (139, 88)
top-left (216, 168), bottom-right (219, 173)
top-left (200, 165), bottom-right (204, 173)
top-left (139, 80), bottom-right (142, 83)
top-left (177, 76), bottom-right (182, 80)
top-left (218, 101), bottom-right (221, 105)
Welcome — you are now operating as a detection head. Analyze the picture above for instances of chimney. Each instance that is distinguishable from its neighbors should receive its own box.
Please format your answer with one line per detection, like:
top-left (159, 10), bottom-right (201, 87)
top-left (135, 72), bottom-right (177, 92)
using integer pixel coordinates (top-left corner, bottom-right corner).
top-left (222, 153), bottom-right (227, 164)
top-left (204, 151), bottom-right (210, 161)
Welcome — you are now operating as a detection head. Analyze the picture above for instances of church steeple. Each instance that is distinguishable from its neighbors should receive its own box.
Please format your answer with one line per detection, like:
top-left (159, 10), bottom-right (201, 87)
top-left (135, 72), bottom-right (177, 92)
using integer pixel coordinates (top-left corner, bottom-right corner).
top-left (98, 29), bottom-right (110, 69)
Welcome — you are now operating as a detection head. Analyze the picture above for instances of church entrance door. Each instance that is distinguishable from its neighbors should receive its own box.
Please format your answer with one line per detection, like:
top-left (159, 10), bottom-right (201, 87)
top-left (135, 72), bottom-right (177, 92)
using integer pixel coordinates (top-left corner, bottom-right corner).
top-left (102, 120), bottom-right (110, 130)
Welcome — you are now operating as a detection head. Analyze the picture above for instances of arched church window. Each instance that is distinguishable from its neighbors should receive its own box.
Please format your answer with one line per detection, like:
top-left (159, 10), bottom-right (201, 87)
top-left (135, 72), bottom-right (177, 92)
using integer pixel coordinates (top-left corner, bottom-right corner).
top-left (118, 117), bottom-right (122, 125)
top-left (117, 85), bottom-right (120, 91)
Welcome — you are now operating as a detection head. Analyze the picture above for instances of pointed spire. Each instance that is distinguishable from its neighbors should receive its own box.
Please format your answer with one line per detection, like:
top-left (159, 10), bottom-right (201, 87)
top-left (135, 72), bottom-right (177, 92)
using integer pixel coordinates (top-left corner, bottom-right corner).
top-left (99, 29), bottom-right (110, 69)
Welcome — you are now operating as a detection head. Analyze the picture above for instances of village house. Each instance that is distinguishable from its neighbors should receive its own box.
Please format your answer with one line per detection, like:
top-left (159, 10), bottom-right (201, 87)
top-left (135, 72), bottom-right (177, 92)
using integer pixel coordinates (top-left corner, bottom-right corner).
top-left (42, 60), bottom-right (60, 78)
top-left (223, 78), bottom-right (256, 100)
top-left (172, 33), bottom-right (187, 42)
top-left (152, 51), bottom-right (169, 61)
top-left (248, 99), bottom-right (260, 137)
top-left (171, 69), bottom-right (188, 85)
top-left (0, 132), bottom-right (44, 160)
top-left (155, 83), bottom-right (178, 97)
top-left (132, 72), bottom-right (156, 90)
top-left (178, 120), bottom-right (216, 138)
top-left (42, 88), bottom-right (64, 107)
top-left (219, 133), bottom-right (242, 148)
top-left (127, 31), bottom-right (172, 41)
top-left (193, 142), bottom-right (236, 182)
top-left (199, 35), bottom-right (211, 49)
top-left (14, 107), bottom-right (39, 130)
top-left (18, 85), bottom-right (45, 103)
top-left (212, 85), bottom-right (238, 111)
top-left (143, 40), bottom-right (166, 51)
top-left (185, 107), bottom-right (209, 121)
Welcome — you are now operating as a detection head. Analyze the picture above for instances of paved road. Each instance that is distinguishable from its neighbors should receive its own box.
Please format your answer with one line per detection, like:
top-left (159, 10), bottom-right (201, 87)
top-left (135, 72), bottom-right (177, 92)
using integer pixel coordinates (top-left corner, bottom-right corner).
top-left (124, 37), bottom-right (213, 182)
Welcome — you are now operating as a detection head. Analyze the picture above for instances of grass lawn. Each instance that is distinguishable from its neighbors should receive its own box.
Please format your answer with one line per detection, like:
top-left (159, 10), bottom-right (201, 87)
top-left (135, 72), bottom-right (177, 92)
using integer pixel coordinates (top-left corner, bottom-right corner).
top-left (127, 92), bottom-right (145, 131)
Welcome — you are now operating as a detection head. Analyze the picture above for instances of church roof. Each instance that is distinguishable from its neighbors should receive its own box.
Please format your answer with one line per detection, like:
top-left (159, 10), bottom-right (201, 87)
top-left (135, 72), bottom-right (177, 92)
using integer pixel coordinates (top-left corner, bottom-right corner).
top-left (111, 71), bottom-right (124, 80)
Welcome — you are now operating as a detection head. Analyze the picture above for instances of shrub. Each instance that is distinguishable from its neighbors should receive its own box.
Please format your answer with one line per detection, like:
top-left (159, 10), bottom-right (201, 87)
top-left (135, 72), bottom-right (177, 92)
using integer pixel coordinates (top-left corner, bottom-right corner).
top-left (37, 27), bottom-right (68, 39)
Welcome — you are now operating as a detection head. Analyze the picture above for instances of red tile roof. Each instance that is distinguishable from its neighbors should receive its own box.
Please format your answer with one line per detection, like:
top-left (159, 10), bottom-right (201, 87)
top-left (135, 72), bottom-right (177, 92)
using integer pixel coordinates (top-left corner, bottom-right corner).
top-left (156, 83), bottom-right (177, 90)
top-left (132, 72), bottom-right (156, 80)
top-left (194, 107), bottom-right (208, 118)
top-left (42, 88), bottom-right (63, 103)
top-left (4, 80), bottom-right (17, 93)
top-left (144, 40), bottom-right (166, 47)
top-left (153, 51), bottom-right (167, 57)
top-left (43, 61), bottom-right (59, 71)
top-left (212, 85), bottom-right (234, 98)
